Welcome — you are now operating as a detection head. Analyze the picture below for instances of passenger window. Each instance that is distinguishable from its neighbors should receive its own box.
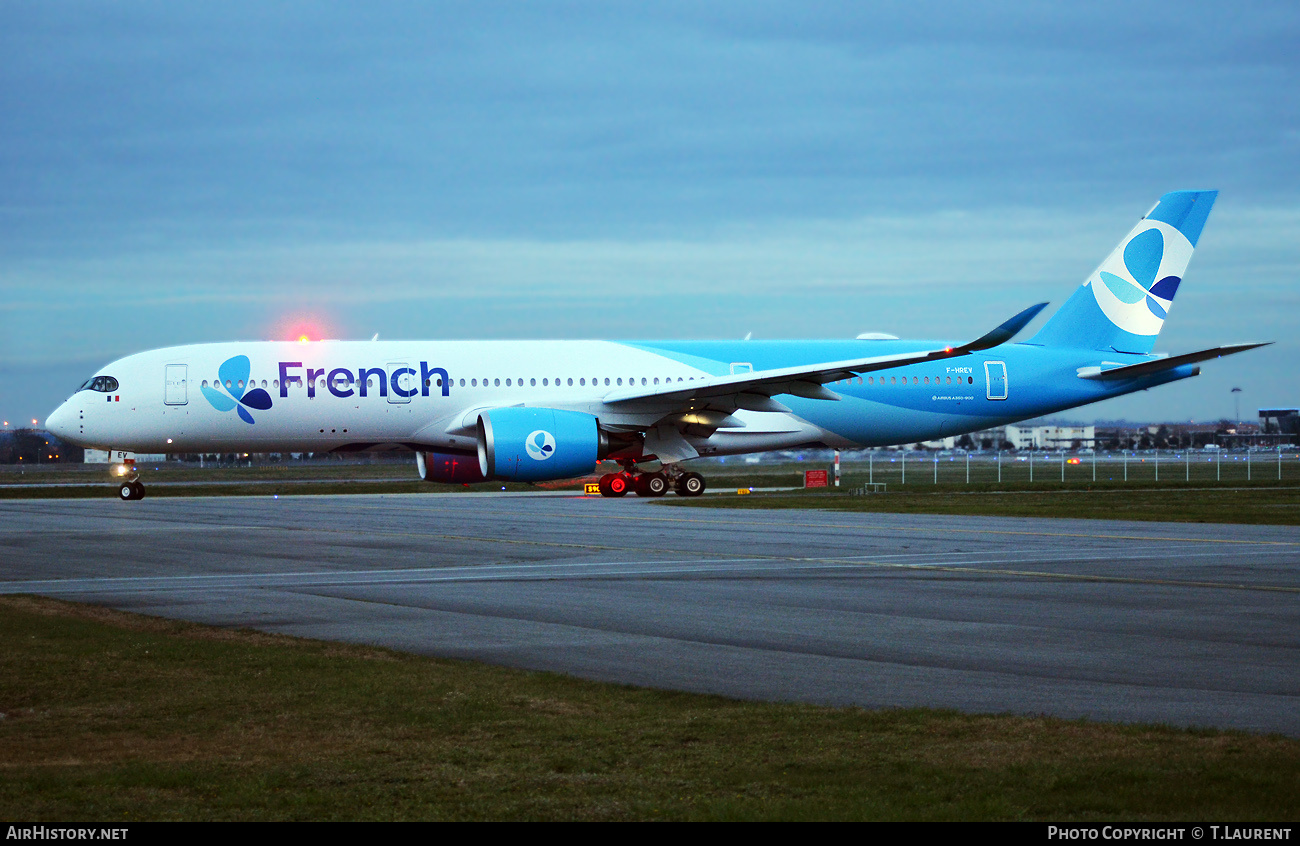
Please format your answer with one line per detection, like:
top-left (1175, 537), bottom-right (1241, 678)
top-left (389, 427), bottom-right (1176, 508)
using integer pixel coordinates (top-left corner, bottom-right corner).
top-left (506, 379), bottom-right (511, 387)
top-left (494, 378), bottom-right (500, 387)
top-left (580, 378), bottom-right (586, 386)
top-left (567, 378), bottom-right (573, 386)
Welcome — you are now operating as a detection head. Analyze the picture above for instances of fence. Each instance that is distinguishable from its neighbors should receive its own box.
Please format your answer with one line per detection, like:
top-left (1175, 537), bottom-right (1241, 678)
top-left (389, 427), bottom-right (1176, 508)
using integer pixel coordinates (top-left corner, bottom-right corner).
top-left (843, 449), bottom-right (1300, 486)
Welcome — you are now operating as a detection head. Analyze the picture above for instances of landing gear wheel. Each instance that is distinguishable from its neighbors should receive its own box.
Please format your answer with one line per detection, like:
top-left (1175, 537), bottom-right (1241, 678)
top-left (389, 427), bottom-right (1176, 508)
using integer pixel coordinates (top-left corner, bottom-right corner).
top-left (674, 472), bottom-right (705, 497)
top-left (635, 472), bottom-right (669, 498)
top-left (599, 473), bottom-right (629, 497)
top-left (118, 481), bottom-right (145, 501)
top-left (132, 482), bottom-right (146, 500)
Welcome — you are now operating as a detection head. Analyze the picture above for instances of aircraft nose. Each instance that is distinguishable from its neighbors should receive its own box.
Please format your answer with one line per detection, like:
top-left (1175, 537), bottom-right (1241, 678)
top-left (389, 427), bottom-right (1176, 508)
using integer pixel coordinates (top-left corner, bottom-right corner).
top-left (46, 402), bottom-right (76, 442)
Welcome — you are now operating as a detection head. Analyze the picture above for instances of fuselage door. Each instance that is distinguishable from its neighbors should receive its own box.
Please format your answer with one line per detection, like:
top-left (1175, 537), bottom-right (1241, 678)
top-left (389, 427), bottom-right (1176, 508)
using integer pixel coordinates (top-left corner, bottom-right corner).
top-left (984, 361), bottom-right (1008, 401)
top-left (388, 361), bottom-right (416, 404)
top-left (164, 364), bottom-right (188, 405)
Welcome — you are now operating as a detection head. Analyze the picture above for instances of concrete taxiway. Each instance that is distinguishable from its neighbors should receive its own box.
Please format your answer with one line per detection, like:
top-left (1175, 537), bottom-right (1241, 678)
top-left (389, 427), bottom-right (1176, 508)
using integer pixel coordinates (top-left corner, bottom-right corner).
top-left (2, 493), bottom-right (1297, 735)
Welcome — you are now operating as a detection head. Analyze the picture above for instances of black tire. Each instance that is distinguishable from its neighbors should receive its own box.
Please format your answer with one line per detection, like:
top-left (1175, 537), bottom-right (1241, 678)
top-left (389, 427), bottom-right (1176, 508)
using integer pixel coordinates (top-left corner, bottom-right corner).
top-left (133, 482), bottom-right (146, 500)
top-left (676, 472), bottom-right (705, 497)
top-left (119, 482), bottom-right (135, 500)
top-left (606, 473), bottom-right (629, 497)
top-left (642, 472), bottom-right (668, 497)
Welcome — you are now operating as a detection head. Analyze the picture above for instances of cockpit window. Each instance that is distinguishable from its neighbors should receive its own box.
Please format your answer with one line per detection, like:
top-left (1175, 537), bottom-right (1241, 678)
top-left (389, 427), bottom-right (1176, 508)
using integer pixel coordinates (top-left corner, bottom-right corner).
top-left (79, 375), bottom-right (119, 393)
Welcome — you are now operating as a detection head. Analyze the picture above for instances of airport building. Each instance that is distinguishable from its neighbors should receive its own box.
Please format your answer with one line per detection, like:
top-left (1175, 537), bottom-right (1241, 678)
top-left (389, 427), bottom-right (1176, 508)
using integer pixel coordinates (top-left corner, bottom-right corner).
top-left (1003, 425), bottom-right (1096, 450)
top-left (1259, 408), bottom-right (1300, 437)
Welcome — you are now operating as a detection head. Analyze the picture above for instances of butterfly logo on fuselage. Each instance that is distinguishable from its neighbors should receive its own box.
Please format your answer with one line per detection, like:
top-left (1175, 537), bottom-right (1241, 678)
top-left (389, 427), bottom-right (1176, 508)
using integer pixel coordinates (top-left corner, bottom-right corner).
top-left (201, 355), bottom-right (273, 424)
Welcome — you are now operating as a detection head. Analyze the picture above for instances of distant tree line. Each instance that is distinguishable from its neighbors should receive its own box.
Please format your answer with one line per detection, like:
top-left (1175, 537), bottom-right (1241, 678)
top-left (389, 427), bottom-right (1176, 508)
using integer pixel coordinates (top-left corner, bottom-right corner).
top-left (0, 430), bottom-right (84, 464)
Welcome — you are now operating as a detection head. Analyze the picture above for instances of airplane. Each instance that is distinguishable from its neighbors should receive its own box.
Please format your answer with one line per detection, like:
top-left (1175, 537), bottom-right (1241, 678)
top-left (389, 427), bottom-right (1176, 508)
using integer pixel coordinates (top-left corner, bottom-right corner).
top-left (45, 190), bottom-right (1267, 501)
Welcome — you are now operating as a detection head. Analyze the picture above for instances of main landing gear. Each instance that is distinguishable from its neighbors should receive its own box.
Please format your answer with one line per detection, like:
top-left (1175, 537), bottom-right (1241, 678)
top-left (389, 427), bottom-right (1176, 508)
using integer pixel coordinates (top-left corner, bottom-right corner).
top-left (596, 464), bottom-right (705, 498)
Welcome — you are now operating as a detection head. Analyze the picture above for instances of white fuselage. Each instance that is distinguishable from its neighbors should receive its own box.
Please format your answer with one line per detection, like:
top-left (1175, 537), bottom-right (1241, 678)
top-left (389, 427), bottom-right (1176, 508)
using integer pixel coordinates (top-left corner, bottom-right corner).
top-left (46, 339), bottom-right (840, 456)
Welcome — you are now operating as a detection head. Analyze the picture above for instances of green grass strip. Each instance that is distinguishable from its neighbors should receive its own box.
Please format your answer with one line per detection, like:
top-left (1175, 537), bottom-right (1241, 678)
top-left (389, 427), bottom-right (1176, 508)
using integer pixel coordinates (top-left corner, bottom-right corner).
top-left (665, 483), bottom-right (1300, 525)
top-left (1, 596), bottom-right (1296, 821)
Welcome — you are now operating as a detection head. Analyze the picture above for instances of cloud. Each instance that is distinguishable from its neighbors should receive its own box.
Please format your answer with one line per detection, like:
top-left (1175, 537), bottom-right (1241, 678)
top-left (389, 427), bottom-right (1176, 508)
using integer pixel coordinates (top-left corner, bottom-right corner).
top-left (3, 2), bottom-right (1298, 423)
top-left (2, 1), bottom-right (1298, 255)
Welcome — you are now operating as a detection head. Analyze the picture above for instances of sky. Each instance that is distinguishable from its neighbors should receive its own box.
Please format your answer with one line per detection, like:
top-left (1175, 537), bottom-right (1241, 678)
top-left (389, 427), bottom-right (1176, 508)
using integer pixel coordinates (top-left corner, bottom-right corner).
top-left (2, 1), bottom-right (1298, 427)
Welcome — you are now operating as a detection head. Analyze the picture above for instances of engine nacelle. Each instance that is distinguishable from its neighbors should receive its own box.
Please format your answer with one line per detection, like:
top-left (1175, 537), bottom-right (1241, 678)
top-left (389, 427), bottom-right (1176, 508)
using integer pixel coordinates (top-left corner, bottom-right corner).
top-left (477, 407), bottom-right (604, 482)
top-left (416, 450), bottom-right (486, 484)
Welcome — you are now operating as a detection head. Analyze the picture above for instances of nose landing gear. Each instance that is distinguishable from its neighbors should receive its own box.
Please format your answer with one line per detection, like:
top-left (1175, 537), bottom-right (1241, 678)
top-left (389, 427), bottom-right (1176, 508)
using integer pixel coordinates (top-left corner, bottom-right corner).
top-left (113, 458), bottom-right (146, 501)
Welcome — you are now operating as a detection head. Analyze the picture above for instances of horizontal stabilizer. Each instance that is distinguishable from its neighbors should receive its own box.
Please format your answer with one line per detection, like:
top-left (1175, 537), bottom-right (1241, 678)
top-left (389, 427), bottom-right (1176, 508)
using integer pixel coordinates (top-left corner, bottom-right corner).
top-left (1078, 342), bottom-right (1271, 381)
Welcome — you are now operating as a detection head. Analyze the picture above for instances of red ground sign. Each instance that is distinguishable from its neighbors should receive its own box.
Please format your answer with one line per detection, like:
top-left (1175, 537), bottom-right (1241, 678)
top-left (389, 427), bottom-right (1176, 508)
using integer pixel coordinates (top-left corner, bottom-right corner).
top-left (804, 469), bottom-right (828, 488)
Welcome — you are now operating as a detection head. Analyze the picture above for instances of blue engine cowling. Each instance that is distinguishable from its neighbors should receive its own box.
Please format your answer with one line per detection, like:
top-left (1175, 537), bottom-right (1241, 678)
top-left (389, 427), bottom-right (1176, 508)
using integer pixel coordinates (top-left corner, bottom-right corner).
top-left (477, 407), bottom-right (605, 482)
top-left (417, 450), bottom-right (486, 484)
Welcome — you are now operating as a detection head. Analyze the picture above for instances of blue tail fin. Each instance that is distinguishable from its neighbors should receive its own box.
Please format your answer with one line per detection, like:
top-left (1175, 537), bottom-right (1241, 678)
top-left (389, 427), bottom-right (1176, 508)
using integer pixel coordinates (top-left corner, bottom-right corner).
top-left (1029, 190), bottom-right (1217, 353)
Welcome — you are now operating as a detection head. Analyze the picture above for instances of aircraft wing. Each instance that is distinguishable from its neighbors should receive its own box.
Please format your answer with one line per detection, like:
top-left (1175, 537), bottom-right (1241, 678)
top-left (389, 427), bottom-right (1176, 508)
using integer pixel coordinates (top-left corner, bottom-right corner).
top-left (602, 302), bottom-right (1049, 408)
top-left (1077, 342), bottom-right (1272, 381)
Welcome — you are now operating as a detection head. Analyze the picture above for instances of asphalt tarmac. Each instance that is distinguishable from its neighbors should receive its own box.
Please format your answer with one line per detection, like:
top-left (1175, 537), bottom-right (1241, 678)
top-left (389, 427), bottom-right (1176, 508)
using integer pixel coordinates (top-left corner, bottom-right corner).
top-left (2, 492), bottom-right (1297, 735)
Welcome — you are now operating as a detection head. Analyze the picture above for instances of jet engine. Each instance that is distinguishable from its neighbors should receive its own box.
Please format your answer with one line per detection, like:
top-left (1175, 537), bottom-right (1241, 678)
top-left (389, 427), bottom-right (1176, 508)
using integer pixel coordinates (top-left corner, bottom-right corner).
top-left (476, 407), bottom-right (606, 482)
top-left (416, 450), bottom-right (486, 484)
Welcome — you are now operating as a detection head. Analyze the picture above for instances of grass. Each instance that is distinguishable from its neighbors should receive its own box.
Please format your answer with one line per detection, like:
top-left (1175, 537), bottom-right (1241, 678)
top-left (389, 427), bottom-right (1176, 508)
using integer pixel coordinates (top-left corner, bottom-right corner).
top-left (667, 480), bottom-right (1300, 525)
top-left (5, 458), bottom-right (1300, 526)
top-left (0, 596), bottom-right (1297, 821)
